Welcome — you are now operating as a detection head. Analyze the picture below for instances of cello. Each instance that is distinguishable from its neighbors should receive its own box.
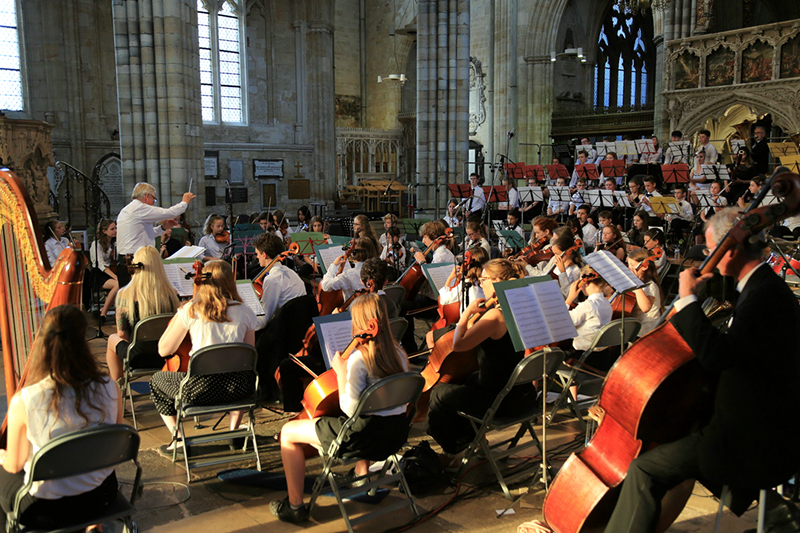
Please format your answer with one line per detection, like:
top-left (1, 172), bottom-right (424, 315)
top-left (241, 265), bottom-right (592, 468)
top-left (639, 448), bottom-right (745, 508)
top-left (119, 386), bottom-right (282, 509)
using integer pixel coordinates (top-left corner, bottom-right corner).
top-left (397, 228), bottom-right (454, 300)
top-left (542, 168), bottom-right (800, 533)
top-left (252, 242), bottom-right (300, 299)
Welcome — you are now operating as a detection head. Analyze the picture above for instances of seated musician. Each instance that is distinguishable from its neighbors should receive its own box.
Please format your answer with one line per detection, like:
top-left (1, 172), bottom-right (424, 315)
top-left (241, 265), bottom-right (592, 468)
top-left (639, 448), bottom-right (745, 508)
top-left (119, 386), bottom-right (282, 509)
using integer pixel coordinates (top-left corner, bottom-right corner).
top-left (425, 259), bottom-right (536, 466)
top-left (252, 233), bottom-right (307, 331)
top-left (87, 219), bottom-right (119, 323)
top-left (576, 204), bottom-right (598, 250)
top-left (604, 207), bottom-right (800, 532)
top-left (43, 220), bottom-right (71, 266)
top-left (353, 214), bottom-right (381, 254)
top-left (270, 294), bottom-right (409, 524)
top-left (197, 214), bottom-right (228, 261)
top-left (528, 233), bottom-right (582, 297)
top-left (380, 226), bottom-right (406, 274)
top-left (595, 223), bottom-right (626, 262)
top-left (0, 305), bottom-right (122, 530)
top-left (320, 237), bottom-right (378, 300)
top-left (665, 185), bottom-right (695, 241)
top-left (256, 211), bottom-right (273, 233)
top-left (465, 221), bottom-right (491, 255)
top-left (626, 248), bottom-right (665, 337)
top-left (642, 228), bottom-right (667, 269)
top-left (564, 266), bottom-right (614, 370)
top-left (400, 220), bottom-right (456, 352)
top-left (158, 226), bottom-right (183, 258)
top-left (425, 246), bottom-right (489, 349)
top-left (529, 216), bottom-right (558, 252)
top-left (379, 213), bottom-right (404, 249)
top-left (547, 177), bottom-right (570, 218)
top-left (153, 260), bottom-right (259, 452)
top-left (105, 246), bottom-right (179, 381)
top-left (500, 209), bottom-right (524, 256)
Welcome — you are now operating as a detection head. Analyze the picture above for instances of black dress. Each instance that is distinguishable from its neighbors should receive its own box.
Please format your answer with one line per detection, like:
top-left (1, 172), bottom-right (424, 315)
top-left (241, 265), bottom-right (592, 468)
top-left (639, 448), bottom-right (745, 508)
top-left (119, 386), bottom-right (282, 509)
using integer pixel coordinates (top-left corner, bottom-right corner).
top-left (425, 331), bottom-right (536, 455)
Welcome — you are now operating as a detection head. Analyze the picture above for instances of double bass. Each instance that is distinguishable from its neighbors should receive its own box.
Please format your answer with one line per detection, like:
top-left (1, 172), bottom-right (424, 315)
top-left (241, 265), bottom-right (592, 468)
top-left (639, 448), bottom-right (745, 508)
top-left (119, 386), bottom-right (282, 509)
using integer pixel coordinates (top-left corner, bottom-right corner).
top-left (542, 168), bottom-right (800, 533)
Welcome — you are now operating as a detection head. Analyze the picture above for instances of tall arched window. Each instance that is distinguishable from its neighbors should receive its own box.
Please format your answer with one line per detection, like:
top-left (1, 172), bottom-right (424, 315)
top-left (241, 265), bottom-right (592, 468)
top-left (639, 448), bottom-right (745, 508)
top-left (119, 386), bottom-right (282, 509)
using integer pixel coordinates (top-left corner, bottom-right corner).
top-left (0, 0), bottom-right (23, 111)
top-left (593, 4), bottom-right (654, 111)
top-left (198, 0), bottom-right (246, 124)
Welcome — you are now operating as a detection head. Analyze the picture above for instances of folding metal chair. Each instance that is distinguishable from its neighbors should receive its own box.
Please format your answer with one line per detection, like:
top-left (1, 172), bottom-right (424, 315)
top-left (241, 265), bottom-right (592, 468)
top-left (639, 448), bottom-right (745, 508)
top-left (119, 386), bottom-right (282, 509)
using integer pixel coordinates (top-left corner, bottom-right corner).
top-left (171, 343), bottom-right (261, 483)
top-left (456, 348), bottom-right (566, 500)
top-left (382, 284), bottom-right (407, 309)
top-left (547, 318), bottom-right (640, 433)
top-left (388, 316), bottom-right (408, 342)
top-left (6, 424), bottom-right (142, 533)
top-left (307, 372), bottom-right (425, 533)
top-left (120, 313), bottom-right (174, 429)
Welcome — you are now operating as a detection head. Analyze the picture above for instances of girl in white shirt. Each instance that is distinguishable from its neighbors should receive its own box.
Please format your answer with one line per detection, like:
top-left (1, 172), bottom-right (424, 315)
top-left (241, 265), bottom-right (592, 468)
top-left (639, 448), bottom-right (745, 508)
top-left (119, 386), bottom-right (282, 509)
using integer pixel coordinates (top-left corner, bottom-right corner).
top-left (626, 248), bottom-right (664, 336)
top-left (0, 305), bottom-right (122, 529)
top-left (565, 266), bottom-right (613, 353)
top-left (197, 214), bottom-right (228, 260)
top-left (43, 220), bottom-right (71, 266)
top-left (270, 294), bottom-right (409, 524)
top-left (88, 219), bottom-right (119, 321)
top-left (321, 237), bottom-right (378, 300)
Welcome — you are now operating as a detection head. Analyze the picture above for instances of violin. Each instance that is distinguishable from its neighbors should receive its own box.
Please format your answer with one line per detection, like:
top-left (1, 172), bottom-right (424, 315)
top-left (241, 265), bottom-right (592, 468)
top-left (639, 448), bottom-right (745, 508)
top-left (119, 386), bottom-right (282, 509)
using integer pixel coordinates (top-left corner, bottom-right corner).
top-left (513, 236), bottom-right (552, 266)
top-left (610, 246), bottom-right (662, 319)
top-left (542, 169), bottom-right (800, 533)
top-left (397, 228), bottom-right (454, 301)
top-left (252, 242), bottom-right (300, 299)
top-left (544, 238), bottom-right (583, 279)
top-left (214, 230), bottom-right (230, 244)
top-left (428, 250), bottom-right (476, 334)
top-left (162, 260), bottom-right (205, 372)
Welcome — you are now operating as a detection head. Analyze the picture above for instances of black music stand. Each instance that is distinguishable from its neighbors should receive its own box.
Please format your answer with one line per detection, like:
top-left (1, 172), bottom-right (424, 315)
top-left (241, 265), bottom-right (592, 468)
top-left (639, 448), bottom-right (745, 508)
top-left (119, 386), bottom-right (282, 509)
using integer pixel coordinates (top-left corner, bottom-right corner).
top-left (701, 164), bottom-right (730, 183)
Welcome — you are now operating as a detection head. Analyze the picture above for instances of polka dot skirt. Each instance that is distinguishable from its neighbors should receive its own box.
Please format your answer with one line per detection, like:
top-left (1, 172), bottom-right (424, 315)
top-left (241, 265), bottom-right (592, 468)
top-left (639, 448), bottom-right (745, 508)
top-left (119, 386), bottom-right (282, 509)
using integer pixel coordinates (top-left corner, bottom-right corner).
top-left (150, 370), bottom-right (256, 416)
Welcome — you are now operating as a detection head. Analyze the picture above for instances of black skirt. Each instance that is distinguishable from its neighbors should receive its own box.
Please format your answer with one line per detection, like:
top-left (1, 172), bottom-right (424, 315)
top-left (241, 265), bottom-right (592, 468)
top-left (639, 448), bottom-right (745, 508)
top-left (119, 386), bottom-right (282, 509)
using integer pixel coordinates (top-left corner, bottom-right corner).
top-left (116, 339), bottom-right (165, 370)
top-left (315, 413), bottom-right (409, 461)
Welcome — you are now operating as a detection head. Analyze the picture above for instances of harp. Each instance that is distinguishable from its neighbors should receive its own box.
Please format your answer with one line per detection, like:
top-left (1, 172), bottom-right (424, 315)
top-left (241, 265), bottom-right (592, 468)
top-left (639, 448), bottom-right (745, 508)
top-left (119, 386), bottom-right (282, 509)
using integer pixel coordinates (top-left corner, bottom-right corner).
top-left (0, 168), bottom-right (85, 401)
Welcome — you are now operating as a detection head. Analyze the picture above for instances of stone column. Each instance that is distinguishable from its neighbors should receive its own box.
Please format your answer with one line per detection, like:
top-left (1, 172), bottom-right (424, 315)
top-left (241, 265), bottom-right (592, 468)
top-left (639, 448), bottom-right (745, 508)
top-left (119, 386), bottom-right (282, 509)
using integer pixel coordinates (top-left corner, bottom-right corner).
top-left (112, 0), bottom-right (203, 203)
top-left (416, 0), bottom-right (470, 213)
top-left (493, 0), bottom-right (518, 161)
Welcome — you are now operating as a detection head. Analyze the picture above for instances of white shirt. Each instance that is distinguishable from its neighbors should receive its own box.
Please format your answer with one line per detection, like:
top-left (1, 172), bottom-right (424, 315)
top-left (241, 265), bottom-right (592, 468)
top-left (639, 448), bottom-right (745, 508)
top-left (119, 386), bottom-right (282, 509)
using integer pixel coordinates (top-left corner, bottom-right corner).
top-left (439, 281), bottom-right (484, 314)
top-left (570, 292), bottom-right (613, 351)
top-left (177, 300), bottom-right (259, 355)
top-left (697, 142), bottom-right (719, 164)
top-left (21, 376), bottom-right (118, 498)
top-left (640, 147), bottom-right (663, 164)
top-left (443, 214), bottom-right (460, 228)
top-left (198, 234), bottom-right (227, 259)
top-left (321, 261), bottom-right (365, 300)
top-left (340, 349), bottom-right (409, 418)
top-left (468, 237), bottom-right (491, 256)
top-left (500, 187), bottom-right (520, 210)
top-left (633, 280), bottom-right (662, 336)
top-left (468, 186), bottom-right (486, 212)
top-left (88, 240), bottom-right (114, 272)
top-left (581, 222), bottom-right (598, 249)
top-left (549, 196), bottom-right (569, 215)
top-left (667, 199), bottom-right (694, 222)
top-left (116, 198), bottom-right (188, 255)
top-left (528, 258), bottom-right (580, 297)
top-left (45, 237), bottom-right (69, 265)
top-left (259, 263), bottom-right (307, 329)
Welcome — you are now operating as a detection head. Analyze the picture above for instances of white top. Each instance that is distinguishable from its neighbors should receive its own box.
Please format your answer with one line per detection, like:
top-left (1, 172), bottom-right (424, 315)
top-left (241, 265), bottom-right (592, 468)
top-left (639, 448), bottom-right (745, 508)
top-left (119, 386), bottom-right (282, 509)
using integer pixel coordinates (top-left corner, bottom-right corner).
top-left (340, 349), bottom-right (409, 418)
top-left (581, 222), bottom-right (598, 249)
top-left (633, 280), bottom-right (662, 336)
top-left (116, 199), bottom-right (188, 255)
top-left (468, 237), bottom-right (491, 255)
top-left (697, 142), bottom-right (719, 164)
top-left (528, 258), bottom-right (580, 297)
top-left (88, 240), bottom-right (114, 271)
top-left (321, 261), bottom-right (365, 300)
top-left (198, 234), bottom-right (227, 259)
top-left (380, 243), bottom-right (406, 269)
top-left (666, 199), bottom-right (694, 222)
top-left (569, 190), bottom-right (587, 211)
top-left (259, 263), bottom-right (307, 328)
top-left (548, 196), bottom-right (569, 215)
top-left (443, 214), bottom-right (460, 228)
top-left (640, 147), bottom-right (663, 164)
top-left (45, 237), bottom-right (69, 265)
top-left (468, 186), bottom-right (486, 212)
top-left (499, 187), bottom-right (520, 210)
top-left (176, 300), bottom-right (259, 355)
top-left (439, 281), bottom-right (484, 314)
top-left (21, 376), bottom-right (118, 499)
top-left (570, 292), bottom-right (613, 351)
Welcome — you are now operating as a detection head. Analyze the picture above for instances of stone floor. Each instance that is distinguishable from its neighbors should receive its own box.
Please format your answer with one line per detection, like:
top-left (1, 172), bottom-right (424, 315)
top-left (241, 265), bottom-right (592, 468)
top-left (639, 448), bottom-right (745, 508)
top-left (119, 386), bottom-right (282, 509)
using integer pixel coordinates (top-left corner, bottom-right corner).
top-left (0, 316), bottom-right (765, 533)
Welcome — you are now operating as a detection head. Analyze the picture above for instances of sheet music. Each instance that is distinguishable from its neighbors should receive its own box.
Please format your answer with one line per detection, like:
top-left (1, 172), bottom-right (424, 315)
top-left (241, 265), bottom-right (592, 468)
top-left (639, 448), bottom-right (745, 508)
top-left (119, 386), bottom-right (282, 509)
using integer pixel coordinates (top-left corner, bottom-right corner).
top-left (701, 164), bottom-right (730, 180)
top-left (161, 259), bottom-right (196, 297)
top-left (583, 250), bottom-right (644, 293)
top-left (500, 280), bottom-right (577, 349)
top-left (595, 141), bottom-right (617, 157)
top-left (616, 140), bottom-right (638, 156)
top-left (316, 244), bottom-right (349, 274)
top-left (236, 280), bottom-right (266, 317)
top-left (599, 190), bottom-right (616, 207)
top-left (613, 190), bottom-right (633, 208)
top-left (584, 190), bottom-right (600, 207)
top-left (548, 185), bottom-right (572, 202)
top-left (730, 139), bottom-right (747, 153)
top-left (168, 245), bottom-right (206, 259)
top-left (667, 142), bottom-right (692, 163)
top-left (575, 145), bottom-right (594, 159)
top-left (422, 263), bottom-right (455, 293)
top-left (635, 139), bottom-right (656, 155)
top-left (517, 186), bottom-right (544, 202)
top-left (314, 313), bottom-right (354, 370)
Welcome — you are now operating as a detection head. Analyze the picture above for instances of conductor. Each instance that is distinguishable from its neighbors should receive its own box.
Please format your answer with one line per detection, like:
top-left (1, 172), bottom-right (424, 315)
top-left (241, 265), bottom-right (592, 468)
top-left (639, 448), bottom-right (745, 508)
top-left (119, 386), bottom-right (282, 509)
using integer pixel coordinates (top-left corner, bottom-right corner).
top-left (116, 182), bottom-right (196, 287)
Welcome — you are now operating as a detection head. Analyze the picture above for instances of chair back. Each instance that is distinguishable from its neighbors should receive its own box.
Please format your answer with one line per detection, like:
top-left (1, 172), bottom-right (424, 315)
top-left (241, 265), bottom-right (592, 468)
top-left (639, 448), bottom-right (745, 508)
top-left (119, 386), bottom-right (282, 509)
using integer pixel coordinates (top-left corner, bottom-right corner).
top-left (187, 343), bottom-right (258, 377)
top-left (27, 424), bottom-right (139, 483)
top-left (388, 317), bottom-right (408, 342)
top-left (488, 348), bottom-right (565, 416)
top-left (351, 372), bottom-right (425, 418)
top-left (587, 318), bottom-right (641, 352)
top-left (382, 284), bottom-right (406, 307)
top-left (129, 313), bottom-right (174, 347)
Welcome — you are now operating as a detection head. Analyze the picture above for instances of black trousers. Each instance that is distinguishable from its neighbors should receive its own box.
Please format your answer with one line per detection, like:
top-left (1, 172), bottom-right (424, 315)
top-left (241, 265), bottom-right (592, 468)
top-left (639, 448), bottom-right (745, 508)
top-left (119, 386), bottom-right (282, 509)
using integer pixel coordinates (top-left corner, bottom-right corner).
top-left (604, 432), bottom-right (703, 533)
top-left (399, 294), bottom-right (437, 353)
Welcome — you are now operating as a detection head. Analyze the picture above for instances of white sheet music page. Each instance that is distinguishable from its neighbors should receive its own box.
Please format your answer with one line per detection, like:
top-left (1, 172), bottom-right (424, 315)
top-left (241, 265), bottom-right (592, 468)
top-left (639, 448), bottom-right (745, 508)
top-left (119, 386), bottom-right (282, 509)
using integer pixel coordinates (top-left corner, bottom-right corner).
top-left (502, 280), bottom-right (577, 349)
top-left (583, 250), bottom-right (643, 293)
top-left (318, 246), bottom-right (350, 274)
top-left (423, 263), bottom-right (454, 292)
top-left (236, 280), bottom-right (266, 317)
top-left (315, 315), bottom-right (354, 369)
top-left (162, 262), bottom-right (195, 297)
top-left (167, 246), bottom-right (206, 259)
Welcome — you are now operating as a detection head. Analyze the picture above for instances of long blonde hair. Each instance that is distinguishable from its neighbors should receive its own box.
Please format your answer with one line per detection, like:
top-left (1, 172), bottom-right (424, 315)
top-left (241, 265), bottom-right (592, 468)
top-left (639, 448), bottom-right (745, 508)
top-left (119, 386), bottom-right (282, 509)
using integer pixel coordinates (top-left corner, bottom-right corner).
top-left (189, 260), bottom-right (241, 323)
top-left (350, 294), bottom-right (406, 379)
top-left (116, 246), bottom-right (179, 328)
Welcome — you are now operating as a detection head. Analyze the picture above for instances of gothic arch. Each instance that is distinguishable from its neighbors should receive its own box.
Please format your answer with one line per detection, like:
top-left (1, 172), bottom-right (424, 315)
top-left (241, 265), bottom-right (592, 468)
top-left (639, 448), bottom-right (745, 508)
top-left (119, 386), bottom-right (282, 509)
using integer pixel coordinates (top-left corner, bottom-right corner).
top-left (675, 92), bottom-right (800, 135)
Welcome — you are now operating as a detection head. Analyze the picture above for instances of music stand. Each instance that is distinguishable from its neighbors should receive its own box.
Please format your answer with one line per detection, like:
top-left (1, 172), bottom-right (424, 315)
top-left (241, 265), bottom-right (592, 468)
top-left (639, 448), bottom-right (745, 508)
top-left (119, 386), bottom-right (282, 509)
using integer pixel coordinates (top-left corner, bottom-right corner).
top-left (779, 155), bottom-right (800, 174)
top-left (701, 164), bottom-right (730, 183)
top-left (649, 196), bottom-right (681, 217)
top-left (483, 185), bottom-right (508, 204)
top-left (616, 140), bottom-right (638, 159)
top-left (574, 145), bottom-right (594, 160)
top-left (517, 186), bottom-right (544, 204)
top-left (504, 163), bottom-right (525, 180)
top-left (613, 191), bottom-right (633, 208)
top-left (546, 164), bottom-right (569, 183)
top-left (769, 142), bottom-right (800, 160)
top-left (694, 190), bottom-right (716, 214)
top-left (662, 164), bottom-right (691, 184)
top-left (526, 165), bottom-right (548, 183)
top-left (547, 185), bottom-right (572, 204)
top-left (575, 163), bottom-right (600, 185)
top-left (595, 141), bottom-right (617, 159)
top-left (552, 144), bottom-right (571, 162)
top-left (667, 141), bottom-right (692, 164)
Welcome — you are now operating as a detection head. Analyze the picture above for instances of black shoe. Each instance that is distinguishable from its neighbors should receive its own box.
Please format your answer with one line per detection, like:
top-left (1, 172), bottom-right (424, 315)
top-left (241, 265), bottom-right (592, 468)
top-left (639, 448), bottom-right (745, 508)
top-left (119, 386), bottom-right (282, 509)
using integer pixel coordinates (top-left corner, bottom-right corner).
top-left (228, 436), bottom-right (246, 451)
top-left (744, 495), bottom-right (800, 533)
top-left (333, 468), bottom-right (368, 488)
top-left (269, 497), bottom-right (309, 524)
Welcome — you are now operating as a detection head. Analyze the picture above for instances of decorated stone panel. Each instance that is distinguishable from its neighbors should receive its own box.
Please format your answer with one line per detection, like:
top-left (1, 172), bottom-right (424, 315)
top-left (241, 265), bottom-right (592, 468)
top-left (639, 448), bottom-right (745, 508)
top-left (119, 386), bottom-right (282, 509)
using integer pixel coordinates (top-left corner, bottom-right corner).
top-left (780, 36), bottom-right (800, 79)
top-left (674, 51), bottom-right (700, 90)
top-left (741, 40), bottom-right (774, 84)
top-left (706, 47), bottom-right (735, 87)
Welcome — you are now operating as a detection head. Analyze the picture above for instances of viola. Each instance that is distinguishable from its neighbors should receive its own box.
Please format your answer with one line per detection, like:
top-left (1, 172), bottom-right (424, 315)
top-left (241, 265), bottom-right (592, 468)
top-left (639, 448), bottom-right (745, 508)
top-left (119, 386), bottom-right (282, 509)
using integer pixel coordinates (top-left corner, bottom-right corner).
top-left (397, 228), bottom-right (454, 301)
top-left (542, 169), bottom-right (800, 533)
top-left (253, 242), bottom-right (300, 299)
top-left (162, 260), bottom-right (205, 372)
top-left (316, 239), bottom-right (355, 315)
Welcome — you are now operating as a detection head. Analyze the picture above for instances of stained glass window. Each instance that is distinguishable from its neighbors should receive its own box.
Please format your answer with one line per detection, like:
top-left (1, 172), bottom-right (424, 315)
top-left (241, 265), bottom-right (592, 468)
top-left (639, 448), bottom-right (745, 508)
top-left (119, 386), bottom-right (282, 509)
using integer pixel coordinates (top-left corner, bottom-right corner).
top-left (0, 0), bottom-right (23, 111)
top-left (198, 0), bottom-right (245, 124)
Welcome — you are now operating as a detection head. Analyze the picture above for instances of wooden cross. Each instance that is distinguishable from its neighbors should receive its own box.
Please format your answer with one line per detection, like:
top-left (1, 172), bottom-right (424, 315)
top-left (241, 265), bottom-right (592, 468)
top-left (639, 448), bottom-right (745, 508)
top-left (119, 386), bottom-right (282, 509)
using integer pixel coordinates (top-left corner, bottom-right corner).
top-left (294, 160), bottom-right (304, 177)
